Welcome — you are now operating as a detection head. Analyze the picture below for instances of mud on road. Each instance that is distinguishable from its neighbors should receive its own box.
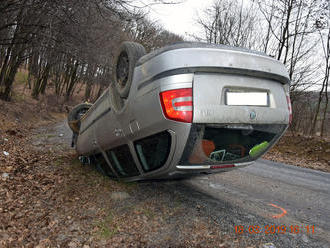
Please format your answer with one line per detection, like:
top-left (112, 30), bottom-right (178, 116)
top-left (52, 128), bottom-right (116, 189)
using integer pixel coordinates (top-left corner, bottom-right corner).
top-left (1, 120), bottom-right (330, 247)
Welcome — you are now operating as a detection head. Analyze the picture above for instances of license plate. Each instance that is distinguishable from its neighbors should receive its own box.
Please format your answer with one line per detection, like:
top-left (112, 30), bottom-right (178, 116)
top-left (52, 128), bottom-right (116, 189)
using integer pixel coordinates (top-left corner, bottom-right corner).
top-left (226, 91), bottom-right (268, 106)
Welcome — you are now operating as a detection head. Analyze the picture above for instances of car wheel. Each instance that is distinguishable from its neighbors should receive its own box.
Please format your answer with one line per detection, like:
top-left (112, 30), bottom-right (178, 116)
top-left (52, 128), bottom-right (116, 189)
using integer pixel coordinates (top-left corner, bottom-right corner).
top-left (113, 41), bottom-right (146, 98)
top-left (67, 103), bottom-right (92, 133)
top-left (109, 83), bottom-right (125, 112)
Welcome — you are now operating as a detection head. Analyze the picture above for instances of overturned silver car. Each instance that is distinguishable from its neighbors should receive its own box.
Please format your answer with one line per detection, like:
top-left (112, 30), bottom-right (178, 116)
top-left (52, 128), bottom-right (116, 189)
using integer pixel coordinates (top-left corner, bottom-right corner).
top-left (68, 42), bottom-right (292, 181)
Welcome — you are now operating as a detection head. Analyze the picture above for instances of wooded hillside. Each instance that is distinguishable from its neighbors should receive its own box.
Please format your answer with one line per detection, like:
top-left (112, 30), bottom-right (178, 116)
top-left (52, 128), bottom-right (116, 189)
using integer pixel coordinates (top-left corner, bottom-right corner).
top-left (0, 0), bottom-right (183, 102)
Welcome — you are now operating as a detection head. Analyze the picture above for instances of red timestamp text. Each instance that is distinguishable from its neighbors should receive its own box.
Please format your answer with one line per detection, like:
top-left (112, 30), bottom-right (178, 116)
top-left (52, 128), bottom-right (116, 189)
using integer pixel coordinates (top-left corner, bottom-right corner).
top-left (234, 224), bottom-right (315, 235)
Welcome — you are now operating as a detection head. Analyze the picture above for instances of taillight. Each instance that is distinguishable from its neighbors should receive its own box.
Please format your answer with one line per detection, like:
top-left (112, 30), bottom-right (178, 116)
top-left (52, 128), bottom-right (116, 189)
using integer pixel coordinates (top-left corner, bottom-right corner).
top-left (286, 94), bottom-right (292, 124)
top-left (159, 88), bottom-right (193, 123)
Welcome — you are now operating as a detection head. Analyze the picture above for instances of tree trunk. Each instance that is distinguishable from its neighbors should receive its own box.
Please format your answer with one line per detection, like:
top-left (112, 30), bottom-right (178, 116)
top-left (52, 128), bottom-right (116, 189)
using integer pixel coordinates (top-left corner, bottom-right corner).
top-left (1, 58), bottom-right (20, 101)
top-left (0, 47), bottom-right (11, 88)
top-left (66, 61), bottom-right (79, 100)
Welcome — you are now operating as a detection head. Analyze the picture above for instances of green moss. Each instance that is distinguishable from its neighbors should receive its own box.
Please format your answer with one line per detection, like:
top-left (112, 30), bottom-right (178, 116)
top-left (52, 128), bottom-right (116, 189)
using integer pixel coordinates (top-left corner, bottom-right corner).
top-left (14, 71), bottom-right (28, 85)
top-left (33, 133), bottom-right (44, 139)
top-left (54, 159), bottom-right (63, 166)
top-left (142, 208), bottom-right (155, 219)
top-left (70, 157), bottom-right (82, 167)
top-left (46, 134), bottom-right (57, 138)
top-left (12, 93), bottom-right (25, 102)
top-left (95, 212), bottom-right (118, 239)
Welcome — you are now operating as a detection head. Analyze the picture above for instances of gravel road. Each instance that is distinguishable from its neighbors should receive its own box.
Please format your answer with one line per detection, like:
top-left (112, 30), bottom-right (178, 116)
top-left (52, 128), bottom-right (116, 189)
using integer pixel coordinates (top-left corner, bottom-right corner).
top-left (179, 160), bottom-right (330, 247)
top-left (48, 121), bottom-right (330, 248)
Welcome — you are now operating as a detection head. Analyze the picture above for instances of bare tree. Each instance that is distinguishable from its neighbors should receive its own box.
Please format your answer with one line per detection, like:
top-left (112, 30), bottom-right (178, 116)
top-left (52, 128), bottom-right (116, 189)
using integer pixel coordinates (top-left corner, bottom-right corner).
top-left (125, 16), bottom-right (183, 52)
top-left (196, 0), bottom-right (258, 48)
top-left (319, 28), bottom-right (330, 136)
top-left (310, 0), bottom-right (330, 136)
top-left (0, 0), bottom-right (183, 101)
top-left (257, 0), bottom-right (322, 99)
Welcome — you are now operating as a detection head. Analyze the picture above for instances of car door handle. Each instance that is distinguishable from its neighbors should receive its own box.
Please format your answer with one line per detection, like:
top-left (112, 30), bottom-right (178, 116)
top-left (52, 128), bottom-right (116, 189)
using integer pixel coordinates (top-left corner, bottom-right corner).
top-left (114, 128), bottom-right (123, 137)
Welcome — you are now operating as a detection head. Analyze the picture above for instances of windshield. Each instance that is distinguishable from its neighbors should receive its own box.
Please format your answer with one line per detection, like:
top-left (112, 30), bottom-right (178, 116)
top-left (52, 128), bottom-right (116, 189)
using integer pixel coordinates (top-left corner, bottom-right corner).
top-left (179, 124), bottom-right (287, 165)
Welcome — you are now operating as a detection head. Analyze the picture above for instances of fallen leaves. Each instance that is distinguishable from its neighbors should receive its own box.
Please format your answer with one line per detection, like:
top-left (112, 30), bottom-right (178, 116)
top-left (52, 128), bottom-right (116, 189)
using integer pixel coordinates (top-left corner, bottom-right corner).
top-left (0, 121), bottom-right (253, 247)
top-left (0, 92), bottom-right (262, 247)
top-left (263, 134), bottom-right (330, 172)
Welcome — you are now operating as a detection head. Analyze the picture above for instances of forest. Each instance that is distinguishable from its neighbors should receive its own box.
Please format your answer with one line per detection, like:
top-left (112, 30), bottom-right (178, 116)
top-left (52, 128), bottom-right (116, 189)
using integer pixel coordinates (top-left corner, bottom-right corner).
top-left (0, 0), bottom-right (329, 136)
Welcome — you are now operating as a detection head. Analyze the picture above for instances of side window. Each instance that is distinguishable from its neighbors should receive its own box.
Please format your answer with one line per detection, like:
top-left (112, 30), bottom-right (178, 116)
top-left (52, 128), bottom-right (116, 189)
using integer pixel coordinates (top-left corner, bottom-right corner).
top-left (134, 131), bottom-right (171, 172)
top-left (106, 145), bottom-right (140, 177)
top-left (92, 153), bottom-right (115, 178)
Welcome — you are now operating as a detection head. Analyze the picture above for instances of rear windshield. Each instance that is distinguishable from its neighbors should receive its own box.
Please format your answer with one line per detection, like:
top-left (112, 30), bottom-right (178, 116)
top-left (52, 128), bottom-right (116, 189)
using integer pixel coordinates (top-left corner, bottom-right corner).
top-left (179, 124), bottom-right (287, 165)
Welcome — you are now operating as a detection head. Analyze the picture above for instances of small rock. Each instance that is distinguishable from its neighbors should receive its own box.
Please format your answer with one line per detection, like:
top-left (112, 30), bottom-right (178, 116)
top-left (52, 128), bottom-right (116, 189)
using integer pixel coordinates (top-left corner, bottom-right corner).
top-left (56, 234), bottom-right (66, 242)
top-left (4, 138), bottom-right (8, 141)
top-left (2, 173), bottom-right (9, 179)
top-left (302, 234), bottom-right (309, 243)
top-left (110, 191), bottom-right (130, 200)
top-left (260, 243), bottom-right (276, 248)
top-left (69, 223), bottom-right (80, 232)
top-left (3, 151), bottom-right (9, 156)
top-left (59, 133), bottom-right (64, 137)
top-left (36, 238), bottom-right (51, 248)
top-left (68, 241), bottom-right (78, 248)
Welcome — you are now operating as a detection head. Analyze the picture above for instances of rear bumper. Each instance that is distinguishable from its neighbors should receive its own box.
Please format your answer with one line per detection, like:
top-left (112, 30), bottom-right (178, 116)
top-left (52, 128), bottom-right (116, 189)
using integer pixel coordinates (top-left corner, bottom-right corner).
top-left (176, 161), bottom-right (253, 170)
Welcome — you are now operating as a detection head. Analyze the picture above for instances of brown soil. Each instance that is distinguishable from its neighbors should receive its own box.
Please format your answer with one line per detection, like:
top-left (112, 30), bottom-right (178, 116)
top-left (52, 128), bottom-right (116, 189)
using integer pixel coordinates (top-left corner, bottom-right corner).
top-left (0, 69), bottom-right (84, 132)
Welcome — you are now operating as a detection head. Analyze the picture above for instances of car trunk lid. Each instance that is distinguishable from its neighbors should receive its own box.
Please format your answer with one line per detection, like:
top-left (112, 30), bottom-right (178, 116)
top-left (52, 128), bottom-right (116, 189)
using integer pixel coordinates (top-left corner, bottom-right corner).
top-left (193, 73), bottom-right (290, 125)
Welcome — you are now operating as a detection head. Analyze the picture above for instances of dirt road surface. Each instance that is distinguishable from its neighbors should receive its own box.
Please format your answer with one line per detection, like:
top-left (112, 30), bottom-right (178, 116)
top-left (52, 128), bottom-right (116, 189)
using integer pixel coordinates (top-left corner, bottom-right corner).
top-left (2, 120), bottom-right (328, 247)
top-left (49, 121), bottom-right (330, 247)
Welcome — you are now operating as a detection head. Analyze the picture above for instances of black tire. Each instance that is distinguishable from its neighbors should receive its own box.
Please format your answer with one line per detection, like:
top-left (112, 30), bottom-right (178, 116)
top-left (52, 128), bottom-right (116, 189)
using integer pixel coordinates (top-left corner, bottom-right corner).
top-left (67, 103), bottom-right (92, 133)
top-left (109, 83), bottom-right (125, 112)
top-left (113, 41), bottom-right (146, 98)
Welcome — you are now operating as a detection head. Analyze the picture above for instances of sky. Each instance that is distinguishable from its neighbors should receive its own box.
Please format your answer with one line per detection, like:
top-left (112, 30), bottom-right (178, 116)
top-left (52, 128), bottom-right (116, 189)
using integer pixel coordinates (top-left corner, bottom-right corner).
top-left (147, 0), bottom-right (214, 38)
top-left (143, 0), bottom-right (325, 91)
